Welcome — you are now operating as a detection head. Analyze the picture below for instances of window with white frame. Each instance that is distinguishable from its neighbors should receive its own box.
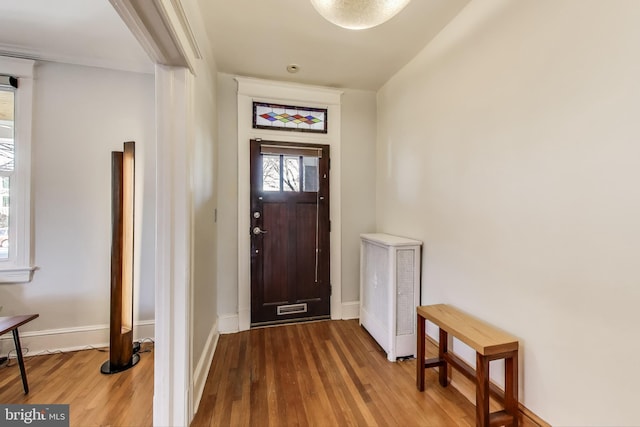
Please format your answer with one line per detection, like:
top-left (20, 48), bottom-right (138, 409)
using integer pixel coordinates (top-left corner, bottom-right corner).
top-left (0, 56), bottom-right (35, 282)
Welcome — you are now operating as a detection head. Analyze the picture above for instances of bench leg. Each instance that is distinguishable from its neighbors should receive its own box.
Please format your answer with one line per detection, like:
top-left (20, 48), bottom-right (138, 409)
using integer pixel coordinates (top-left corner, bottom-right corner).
top-left (416, 313), bottom-right (425, 391)
top-left (438, 328), bottom-right (448, 387)
top-left (12, 328), bottom-right (29, 394)
top-left (505, 351), bottom-right (519, 426)
top-left (476, 353), bottom-right (490, 427)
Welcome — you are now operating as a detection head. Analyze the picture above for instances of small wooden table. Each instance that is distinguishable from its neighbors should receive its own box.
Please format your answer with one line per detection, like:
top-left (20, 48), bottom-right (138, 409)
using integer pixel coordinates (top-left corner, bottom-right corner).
top-left (0, 314), bottom-right (39, 394)
top-left (416, 305), bottom-right (519, 427)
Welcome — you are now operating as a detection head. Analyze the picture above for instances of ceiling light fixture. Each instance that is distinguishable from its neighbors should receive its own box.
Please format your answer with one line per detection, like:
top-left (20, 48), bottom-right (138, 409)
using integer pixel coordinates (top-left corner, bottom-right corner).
top-left (310, 0), bottom-right (412, 30)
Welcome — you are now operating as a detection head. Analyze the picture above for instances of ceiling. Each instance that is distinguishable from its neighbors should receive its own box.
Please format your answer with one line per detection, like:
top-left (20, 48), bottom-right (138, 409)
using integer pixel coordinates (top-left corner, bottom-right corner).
top-left (199, 0), bottom-right (469, 90)
top-left (0, 0), bottom-right (152, 74)
top-left (0, 0), bottom-right (470, 90)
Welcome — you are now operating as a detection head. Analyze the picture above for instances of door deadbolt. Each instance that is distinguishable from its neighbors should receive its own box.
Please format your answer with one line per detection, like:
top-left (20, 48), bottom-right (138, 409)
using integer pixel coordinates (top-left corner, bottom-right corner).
top-left (253, 211), bottom-right (261, 219)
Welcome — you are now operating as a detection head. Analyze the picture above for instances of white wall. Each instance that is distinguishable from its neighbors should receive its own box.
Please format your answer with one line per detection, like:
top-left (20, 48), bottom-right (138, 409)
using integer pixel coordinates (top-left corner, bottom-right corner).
top-left (0, 61), bottom-right (155, 352)
top-left (192, 70), bottom-right (218, 355)
top-left (377, 0), bottom-right (640, 424)
top-left (191, 57), bottom-right (219, 405)
top-left (215, 73), bottom-right (377, 324)
top-left (340, 89), bottom-right (377, 304)
top-left (215, 73), bottom-right (239, 321)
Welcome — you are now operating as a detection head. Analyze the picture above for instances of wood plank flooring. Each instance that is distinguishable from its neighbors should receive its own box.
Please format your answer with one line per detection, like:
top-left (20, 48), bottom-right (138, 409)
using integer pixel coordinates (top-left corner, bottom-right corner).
top-left (192, 319), bottom-right (542, 427)
top-left (0, 343), bottom-right (153, 426)
top-left (0, 321), bottom-right (543, 426)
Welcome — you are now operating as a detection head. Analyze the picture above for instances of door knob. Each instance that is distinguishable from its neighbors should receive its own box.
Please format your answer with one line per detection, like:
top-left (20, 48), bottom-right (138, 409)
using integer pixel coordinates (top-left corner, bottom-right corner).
top-left (253, 227), bottom-right (268, 235)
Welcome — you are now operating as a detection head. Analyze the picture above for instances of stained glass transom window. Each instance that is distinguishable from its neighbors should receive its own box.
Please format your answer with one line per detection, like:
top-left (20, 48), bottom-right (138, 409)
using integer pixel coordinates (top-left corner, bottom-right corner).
top-left (253, 102), bottom-right (327, 134)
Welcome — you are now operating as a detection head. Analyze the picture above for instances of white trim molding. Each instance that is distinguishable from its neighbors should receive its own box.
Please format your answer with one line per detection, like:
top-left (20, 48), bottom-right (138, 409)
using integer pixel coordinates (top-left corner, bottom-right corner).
top-left (108, 1), bottom-right (208, 426)
top-left (109, 0), bottom-right (202, 73)
top-left (0, 320), bottom-right (154, 357)
top-left (218, 313), bottom-right (240, 334)
top-left (235, 77), bottom-right (343, 331)
top-left (341, 301), bottom-right (360, 320)
top-left (0, 56), bottom-right (37, 283)
top-left (192, 319), bottom-right (219, 416)
top-left (0, 44), bottom-right (153, 75)
top-left (0, 266), bottom-right (37, 283)
top-left (154, 64), bottom-right (192, 427)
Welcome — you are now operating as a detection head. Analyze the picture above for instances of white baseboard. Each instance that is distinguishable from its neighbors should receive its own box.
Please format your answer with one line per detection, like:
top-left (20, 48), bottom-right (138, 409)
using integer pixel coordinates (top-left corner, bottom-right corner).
top-left (0, 320), bottom-right (155, 357)
top-left (238, 308), bottom-right (251, 331)
top-left (192, 319), bottom-right (219, 416)
top-left (342, 301), bottom-right (360, 320)
top-left (218, 314), bottom-right (239, 334)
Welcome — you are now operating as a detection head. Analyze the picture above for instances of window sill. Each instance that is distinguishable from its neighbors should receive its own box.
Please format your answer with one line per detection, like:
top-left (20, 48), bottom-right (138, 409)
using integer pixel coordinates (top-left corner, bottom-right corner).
top-left (0, 266), bottom-right (37, 283)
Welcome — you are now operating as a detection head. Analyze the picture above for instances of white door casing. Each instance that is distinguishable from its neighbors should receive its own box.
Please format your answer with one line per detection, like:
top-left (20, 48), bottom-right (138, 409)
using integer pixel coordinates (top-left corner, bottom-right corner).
top-left (110, 1), bottom-right (203, 425)
top-left (236, 77), bottom-right (343, 331)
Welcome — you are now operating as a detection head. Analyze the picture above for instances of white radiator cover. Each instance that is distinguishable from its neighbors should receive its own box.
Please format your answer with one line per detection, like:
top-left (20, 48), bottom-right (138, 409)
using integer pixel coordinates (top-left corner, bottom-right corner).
top-left (360, 233), bottom-right (422, 362)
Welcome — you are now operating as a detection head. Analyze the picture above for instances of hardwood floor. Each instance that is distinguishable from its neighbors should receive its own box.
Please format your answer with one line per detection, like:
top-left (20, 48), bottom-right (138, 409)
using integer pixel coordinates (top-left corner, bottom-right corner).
top-left (192, 320), bottom-right (542, 427)
top-left (0, 343), bottom-right (153, 426)
top-left (0, 321), bottom-right (543, 426)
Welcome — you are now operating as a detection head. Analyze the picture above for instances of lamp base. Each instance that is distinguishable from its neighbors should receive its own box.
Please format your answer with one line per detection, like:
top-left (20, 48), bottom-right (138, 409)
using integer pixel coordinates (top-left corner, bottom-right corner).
top-left (100, 353), bottom-right (140, 375)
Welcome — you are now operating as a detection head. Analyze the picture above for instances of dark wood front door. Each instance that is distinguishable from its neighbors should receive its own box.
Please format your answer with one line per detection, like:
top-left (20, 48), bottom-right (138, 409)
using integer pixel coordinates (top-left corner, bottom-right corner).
top-left (250, 139), bottom-right (330, 326)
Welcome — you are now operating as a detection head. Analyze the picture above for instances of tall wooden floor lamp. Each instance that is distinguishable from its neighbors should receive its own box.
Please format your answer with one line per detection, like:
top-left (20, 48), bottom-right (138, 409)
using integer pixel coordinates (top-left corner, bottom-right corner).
top-left (101, 141), bottom-right (139, 374)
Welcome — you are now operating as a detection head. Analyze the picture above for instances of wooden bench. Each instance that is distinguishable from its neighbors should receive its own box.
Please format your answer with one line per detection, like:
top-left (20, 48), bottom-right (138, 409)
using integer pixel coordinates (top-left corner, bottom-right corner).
top-left (416, 304), bottom-right (519, 427)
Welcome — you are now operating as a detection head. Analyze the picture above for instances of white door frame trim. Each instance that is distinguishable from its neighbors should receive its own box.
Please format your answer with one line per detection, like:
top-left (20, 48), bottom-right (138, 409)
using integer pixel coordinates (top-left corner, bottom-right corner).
top-left (110, 1), bottom-right (200, 425)
top-left (236, 77), bottom-right (343, 331)
top-left (154, 65), bottom-right (192, 427)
